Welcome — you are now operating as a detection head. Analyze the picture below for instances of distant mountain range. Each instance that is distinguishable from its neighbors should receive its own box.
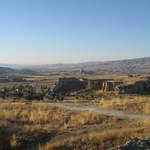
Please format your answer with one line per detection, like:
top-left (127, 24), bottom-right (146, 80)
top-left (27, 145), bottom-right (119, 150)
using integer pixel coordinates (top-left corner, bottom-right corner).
top-left (0, 57), bottom-right (150, 75)
top-left (0, 67), bottom-right (37, 74)
top-left (36, 57), bottom-right (150, 75)
top-left (77, 57), bottom-right (150, 74)
top-left (0, 67), bottom-right (16, 74)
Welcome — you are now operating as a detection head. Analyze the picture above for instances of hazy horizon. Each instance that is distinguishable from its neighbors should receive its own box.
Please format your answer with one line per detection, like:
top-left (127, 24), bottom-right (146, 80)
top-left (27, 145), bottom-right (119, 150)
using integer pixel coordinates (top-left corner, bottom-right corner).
top-left (0, 56), bottom-right (150, 66)
top-left (1, 0), bottom-right (150, 64)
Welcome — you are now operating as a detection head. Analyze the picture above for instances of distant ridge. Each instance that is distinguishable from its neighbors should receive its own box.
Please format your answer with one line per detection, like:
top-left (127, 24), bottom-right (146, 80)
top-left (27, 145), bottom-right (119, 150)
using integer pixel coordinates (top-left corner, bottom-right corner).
top-left (76, 57), bottom-right (150, 74)
top-left (0, 67), bottom-right (37, 74)
top-left (37, 57), bottom-right (150, 74)
top-left (0, 57), bottom-right (150, 75)
top-left (0, 67), bottom-right (16, 74)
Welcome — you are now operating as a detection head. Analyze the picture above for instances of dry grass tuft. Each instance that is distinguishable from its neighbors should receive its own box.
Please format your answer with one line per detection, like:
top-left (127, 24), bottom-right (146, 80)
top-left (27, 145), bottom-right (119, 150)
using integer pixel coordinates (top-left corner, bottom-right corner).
top-left (64, 111), bottom-right (119, 128)
top-left (100, 96), bottom-right (150, 114)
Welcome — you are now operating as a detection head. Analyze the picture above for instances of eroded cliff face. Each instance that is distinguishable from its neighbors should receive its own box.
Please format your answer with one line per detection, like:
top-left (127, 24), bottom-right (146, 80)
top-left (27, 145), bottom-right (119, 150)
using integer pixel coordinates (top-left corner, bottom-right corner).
top-left (119, 80), bottom-right (150, 94)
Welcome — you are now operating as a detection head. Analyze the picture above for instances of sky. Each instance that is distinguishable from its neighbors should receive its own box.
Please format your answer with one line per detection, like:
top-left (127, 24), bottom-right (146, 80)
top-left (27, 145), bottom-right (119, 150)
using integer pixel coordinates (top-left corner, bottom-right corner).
top-left (0, 0), bottom-right (150, 64)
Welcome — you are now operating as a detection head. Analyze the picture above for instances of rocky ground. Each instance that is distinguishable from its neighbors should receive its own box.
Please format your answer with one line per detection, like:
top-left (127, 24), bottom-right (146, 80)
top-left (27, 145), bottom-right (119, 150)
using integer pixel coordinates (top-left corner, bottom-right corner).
top-left (110, 139), bottom-right (150, 150)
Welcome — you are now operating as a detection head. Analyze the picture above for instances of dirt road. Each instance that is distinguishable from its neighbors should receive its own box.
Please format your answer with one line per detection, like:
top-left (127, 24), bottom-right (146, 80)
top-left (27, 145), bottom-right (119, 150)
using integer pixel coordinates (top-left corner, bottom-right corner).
top-left (25, 102), bottom-right (150, 150)
top-left (37, 103), bottom-right (150, 120)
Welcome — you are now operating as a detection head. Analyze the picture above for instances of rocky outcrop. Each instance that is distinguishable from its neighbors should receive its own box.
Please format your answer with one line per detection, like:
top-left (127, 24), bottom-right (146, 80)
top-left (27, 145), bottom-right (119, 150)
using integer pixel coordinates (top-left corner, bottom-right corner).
top-left (53, 78), bottom-right (86, 94)
top-left (109, 139), bottom-right (150, 150)
top-left (119, 80), bottom-right (150, 94)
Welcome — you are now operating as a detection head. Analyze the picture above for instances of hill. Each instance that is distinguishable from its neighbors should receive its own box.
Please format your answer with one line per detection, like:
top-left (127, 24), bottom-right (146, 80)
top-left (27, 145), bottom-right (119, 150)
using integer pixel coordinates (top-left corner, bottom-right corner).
top-left (79, 57), bottom-right (150, 74)
top-left (1, 57), bottom-right (150, 75)
top-left (35, 57), bottom-right (150, 75)
top-left (0, 67), bottom-right (37, 74)
top-left (0, 67), bottom-right (16, 74)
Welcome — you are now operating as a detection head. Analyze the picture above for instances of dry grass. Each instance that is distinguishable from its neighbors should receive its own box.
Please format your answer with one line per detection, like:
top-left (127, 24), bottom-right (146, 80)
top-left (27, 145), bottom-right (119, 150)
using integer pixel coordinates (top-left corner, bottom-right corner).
top-left (0, 102), bottom-right (149, 150)
top-left (88, 74), bottom-right (146, 85)
top-left (0, 103), bottom-right (68, 125)
top-left (0, 103), bottom-right (70, 150)
top-left (0, 103), bottom-right (121, 150)
top-left (40, 119), bottom-right (150, 150)
top-left (129, 120), bottom-right (150, 128)
top-left (40, 128), bottom-right (144, 150)
top-left (64, 111), bottom-right (119, 128)
top-left (100, 96), bottom-right (150, 114)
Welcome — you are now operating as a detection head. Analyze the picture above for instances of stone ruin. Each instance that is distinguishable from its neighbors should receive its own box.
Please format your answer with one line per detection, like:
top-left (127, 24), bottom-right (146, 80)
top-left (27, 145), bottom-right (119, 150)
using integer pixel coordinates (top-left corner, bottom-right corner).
top-left (87, 79), bottom-right (123, 92)
top-left (102, 81), bottom-right (123, 92)
top-left (53, 77), bottom-right (123, 94)
top-left (53, 77), bottom-right (150, 95)
top-left (87, 79), bottom-right (150, 94)
top-left (87, 79), bottom-right (111, 90)
top-left (53, 77), bottom-right (86, 94)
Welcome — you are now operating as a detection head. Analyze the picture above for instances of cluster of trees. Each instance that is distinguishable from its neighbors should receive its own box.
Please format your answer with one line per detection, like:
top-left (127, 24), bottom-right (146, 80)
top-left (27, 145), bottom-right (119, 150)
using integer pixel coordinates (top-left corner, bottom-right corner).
top-left (0, 85), bottom-right (64, 101)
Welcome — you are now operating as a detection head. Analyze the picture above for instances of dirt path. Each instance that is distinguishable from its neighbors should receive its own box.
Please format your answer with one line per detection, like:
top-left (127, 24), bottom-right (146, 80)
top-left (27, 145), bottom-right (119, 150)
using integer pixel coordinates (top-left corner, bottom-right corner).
top-left (24, 102), bottom-right (150, 150)
top-left (37, 103), bottom-right (150, 120)
top-left (7, 102), bottom-right (150, 120)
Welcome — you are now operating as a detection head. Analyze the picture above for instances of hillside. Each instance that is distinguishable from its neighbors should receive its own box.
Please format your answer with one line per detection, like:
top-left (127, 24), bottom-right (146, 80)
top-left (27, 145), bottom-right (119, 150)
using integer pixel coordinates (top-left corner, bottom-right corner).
top-left (0, 67), bottom-right (16, 74)
top-left (1, 57), bottom-right (150, 75)
top-left (32, 57), bottom-right (150, 75)
top-left (0, 67), bottom-right (36, 74)
top-left (80, 57), bottom-right (150, 75)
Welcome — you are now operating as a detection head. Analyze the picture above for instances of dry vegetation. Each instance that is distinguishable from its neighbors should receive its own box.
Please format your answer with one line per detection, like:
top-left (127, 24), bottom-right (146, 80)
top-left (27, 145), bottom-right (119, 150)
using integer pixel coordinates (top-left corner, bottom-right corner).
top-left (41, 121), bottom-right (150, 150)
top-left (100, 95), bottom-right (150, 114)
top-left (0, 103), bottom-right (70, 150)
top-left (64, 111), bottom-right (118, 128)
top-left (89, 74), bottom-right (150, 86)
top-left (0, 103), bottom-right (149, 150)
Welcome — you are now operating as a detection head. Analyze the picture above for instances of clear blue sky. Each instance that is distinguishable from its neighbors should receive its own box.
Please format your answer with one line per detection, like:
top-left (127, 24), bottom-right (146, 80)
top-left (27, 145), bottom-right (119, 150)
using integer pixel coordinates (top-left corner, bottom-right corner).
top-left (0, 0), bottom-right (150, 64)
